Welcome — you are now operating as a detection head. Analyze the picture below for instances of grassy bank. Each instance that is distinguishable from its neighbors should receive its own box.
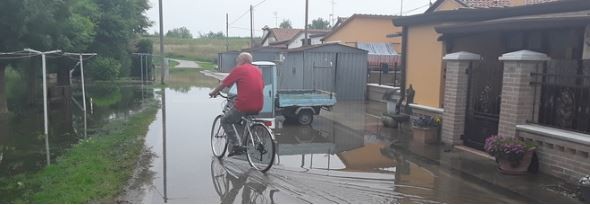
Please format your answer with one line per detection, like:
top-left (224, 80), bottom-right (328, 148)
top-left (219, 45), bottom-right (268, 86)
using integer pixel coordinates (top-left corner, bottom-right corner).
top-left (0, 101), bottom-right (159, 203)
top-left (147, 36), bottom-right (253, 62)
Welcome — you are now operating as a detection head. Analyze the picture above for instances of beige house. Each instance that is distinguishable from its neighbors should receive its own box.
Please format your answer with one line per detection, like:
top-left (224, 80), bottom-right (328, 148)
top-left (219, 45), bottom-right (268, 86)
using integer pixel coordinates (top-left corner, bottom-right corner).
top-left (395, 0), bottom-right (565, 109)
top-left (321, 14), bottom-right (402, 52)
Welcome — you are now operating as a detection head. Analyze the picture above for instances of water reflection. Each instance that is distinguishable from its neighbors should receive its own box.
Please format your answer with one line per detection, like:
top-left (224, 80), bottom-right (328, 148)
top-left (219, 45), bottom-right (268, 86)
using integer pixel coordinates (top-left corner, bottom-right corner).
top-left (275, 117), bottom-right (398, 173)
top-left (211, 159), bottom-right (278, 204)
top-left (0, 83), bottom-right (154, 178)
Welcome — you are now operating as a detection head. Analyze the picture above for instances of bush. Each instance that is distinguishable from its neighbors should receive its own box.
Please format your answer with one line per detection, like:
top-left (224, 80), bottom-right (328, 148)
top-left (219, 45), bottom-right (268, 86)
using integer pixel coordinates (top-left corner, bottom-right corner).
top-left (87, 57), bottom-right (121, 81)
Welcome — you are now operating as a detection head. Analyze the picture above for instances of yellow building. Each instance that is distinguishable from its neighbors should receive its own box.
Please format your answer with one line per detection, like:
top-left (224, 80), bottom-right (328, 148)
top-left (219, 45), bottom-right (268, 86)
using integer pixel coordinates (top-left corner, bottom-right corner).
top-left (322, 14), bottom-right (402, 52)
top-left (395, 0), bottom-right (562, 109)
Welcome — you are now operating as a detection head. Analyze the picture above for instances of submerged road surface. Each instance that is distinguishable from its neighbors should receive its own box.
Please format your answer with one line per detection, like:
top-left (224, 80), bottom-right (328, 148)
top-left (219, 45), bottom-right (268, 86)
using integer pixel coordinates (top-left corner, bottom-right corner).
top-left (119, 86), bottom-right (529, 204)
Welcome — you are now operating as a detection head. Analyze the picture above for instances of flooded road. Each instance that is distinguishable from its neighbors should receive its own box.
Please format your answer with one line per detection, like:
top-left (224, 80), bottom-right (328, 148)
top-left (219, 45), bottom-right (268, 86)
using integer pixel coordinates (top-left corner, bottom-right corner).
top-left (122, 83), bottom-right (530, 204)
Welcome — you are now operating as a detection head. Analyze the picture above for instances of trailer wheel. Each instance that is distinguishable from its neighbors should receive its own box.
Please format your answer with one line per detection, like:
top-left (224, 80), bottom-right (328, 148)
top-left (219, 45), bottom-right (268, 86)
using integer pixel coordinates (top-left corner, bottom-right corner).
top-left (297, 110), bottom-right (314, 125)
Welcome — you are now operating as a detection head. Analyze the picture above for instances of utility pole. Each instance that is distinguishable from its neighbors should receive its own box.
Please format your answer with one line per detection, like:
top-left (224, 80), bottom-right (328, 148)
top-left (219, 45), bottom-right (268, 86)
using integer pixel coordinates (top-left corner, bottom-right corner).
top-left (158, 0), bottom-right (165, 84)
top-left (24, 48), bottom-right (61, 166)
top-left (226, 13), bottom-right (229, 51)
top-left (304, 0), bottom-right (309, 46)
top-left (64, 52), bottom-right (97, 140)
top-left (400, 0), bottom-right (404, 16)
top-left (250, 5), bottom-right (254, 48)
top-left (157, 0), bottom-right (167, 203)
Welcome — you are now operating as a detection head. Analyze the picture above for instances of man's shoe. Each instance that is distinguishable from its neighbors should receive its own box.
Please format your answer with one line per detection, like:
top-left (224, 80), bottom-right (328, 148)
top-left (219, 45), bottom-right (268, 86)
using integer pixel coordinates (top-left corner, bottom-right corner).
top-left (227, 145), bottom-right (247, 157)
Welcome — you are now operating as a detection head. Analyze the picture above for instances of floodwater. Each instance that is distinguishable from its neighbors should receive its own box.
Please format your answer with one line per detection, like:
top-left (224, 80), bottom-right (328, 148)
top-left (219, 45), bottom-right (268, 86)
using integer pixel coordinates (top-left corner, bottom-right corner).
top-left (1, 70), bottom-right (532, 203)
top-left (121, 83), bottom-right (530, 203)
top-left (0, 83), bottom-right (153, 179)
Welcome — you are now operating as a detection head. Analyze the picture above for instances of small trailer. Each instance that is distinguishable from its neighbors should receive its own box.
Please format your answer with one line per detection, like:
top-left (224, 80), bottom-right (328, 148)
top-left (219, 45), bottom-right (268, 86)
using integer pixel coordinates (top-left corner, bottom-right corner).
top-left (277, 89), bottom-right (337, 125)
top-left (203, 61), bottom-right (337, 127)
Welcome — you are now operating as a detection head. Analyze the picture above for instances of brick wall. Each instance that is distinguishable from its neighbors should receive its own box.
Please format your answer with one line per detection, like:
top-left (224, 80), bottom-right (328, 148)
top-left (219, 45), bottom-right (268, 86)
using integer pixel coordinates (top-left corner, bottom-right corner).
top-left (519, 130), bottom-right (590, 183)
top-left (498, 61), bottom-right (542, 137)
top-left (442, 61), bottom-right (471, 145)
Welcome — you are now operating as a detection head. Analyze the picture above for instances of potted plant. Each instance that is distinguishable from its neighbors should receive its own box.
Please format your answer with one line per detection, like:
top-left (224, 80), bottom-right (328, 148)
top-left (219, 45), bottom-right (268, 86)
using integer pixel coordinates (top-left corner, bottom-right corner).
top-left (411, 115), bottom-right (441, 144)
top-left (484, 135), bottom-right (536, 175)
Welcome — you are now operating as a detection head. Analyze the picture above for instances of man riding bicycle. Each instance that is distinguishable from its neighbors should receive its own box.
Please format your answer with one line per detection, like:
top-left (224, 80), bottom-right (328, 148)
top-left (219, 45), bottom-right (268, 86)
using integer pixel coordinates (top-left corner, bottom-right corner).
top-left (209, 52), bottom-right (264, 157)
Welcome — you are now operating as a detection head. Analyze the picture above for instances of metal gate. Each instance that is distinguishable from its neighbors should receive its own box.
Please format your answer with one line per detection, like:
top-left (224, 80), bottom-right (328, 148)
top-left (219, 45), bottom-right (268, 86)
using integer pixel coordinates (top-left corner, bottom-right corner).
top-left (464, 60), bottom-right (503, 150)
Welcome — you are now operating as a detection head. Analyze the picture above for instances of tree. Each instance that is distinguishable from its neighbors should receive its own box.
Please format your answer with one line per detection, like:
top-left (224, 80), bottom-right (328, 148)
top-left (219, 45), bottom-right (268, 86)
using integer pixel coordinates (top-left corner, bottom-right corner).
top-left (279, 19), bottom-right (292, 29)
top-left (0, 0), bottom-right (98, 112)
top-left (199, 31), bottom-right (224, 39)
top-left (0, 0), bottom-right (151, 113)
top-left (308, 18), bottom-right (330, 29)
top-left (88, 0), bottom-right (152, 77)
top-left (166, 27), bottom-right (193, 39)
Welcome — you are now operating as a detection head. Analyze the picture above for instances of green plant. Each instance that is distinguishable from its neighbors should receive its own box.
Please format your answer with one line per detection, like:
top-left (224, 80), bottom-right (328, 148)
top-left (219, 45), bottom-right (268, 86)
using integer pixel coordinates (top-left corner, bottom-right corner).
top-left (412, 115), bottom-right (441, 128)
top-left (87, 57), bottom-right (121, 81)
top-left (484, 135), bottom-right (536, 166)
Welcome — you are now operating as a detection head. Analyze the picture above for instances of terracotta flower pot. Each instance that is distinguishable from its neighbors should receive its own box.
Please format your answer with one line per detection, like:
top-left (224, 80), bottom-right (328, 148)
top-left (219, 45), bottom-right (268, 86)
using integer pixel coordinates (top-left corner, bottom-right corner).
top-left (497, 149), bottom-right (535, 175)
top-left (411, 126), bottom-right (439, 144)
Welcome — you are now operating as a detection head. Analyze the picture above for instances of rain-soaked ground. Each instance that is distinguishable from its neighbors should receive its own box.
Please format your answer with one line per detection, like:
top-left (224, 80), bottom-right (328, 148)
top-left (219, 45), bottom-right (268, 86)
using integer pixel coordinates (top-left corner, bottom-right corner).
top-left (0, 69), bottom-right (539, 203)
top-left (119, 84), bottom-right (531, 204)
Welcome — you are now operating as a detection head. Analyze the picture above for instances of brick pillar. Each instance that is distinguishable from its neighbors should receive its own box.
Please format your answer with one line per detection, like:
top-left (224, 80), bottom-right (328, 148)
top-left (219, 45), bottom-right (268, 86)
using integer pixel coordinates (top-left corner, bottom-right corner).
top-left (442, 52), bottom-right (481, 145)
top-left (498, 50), bottom-right (549, 138)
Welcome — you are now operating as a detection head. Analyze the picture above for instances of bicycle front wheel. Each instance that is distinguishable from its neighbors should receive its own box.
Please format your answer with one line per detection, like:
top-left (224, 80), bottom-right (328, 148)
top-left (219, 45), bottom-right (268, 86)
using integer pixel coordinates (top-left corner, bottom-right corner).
top-left (211, 115), bottom-right (228, 158)
top-left (245, 124), bottom-right (276, 172)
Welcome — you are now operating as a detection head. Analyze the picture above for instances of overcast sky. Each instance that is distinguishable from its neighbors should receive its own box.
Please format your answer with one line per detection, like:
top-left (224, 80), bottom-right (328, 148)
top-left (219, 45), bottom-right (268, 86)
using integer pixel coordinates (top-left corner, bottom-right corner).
top-left (146, 0), bottom-right (433, 37)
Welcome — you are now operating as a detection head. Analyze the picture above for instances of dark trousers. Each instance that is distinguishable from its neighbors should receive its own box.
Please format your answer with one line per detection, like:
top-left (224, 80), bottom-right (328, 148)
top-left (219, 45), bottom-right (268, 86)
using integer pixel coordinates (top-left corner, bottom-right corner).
top-left (221, 106), bottom-right (245, 146)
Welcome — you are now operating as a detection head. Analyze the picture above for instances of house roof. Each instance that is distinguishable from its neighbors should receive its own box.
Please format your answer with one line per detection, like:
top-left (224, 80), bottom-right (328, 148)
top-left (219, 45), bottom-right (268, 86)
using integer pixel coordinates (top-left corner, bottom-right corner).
top-left (261, 28), bottom-right (303, 45)
top-left (310, 33), bottom-right (328, 38)
top-left (394, 0), bottom-right (590, 26)
top-left (286, 42), bottom-right (368, 53)
top-left (357, 42), bottom-right (399, 56)
top-left (425, 0), bottom-right (560, 13)
top-left (242, 46), bottom-right (287, 52)
top-left (321, 14), bottom-right (398, 41)
top-left (424, 0), bottom-right (468, 13)
top-left (285, 29), bottom-right (331, 45)
top-left (435, 10), bottom-right (590, 35)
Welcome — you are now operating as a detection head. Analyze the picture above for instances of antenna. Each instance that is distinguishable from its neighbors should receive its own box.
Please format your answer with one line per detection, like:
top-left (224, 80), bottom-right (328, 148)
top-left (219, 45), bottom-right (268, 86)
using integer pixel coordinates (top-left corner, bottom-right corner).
top-left (330, 0), bottom-right (336, 26)
top-left (273, 11), bottom-right (278, 27)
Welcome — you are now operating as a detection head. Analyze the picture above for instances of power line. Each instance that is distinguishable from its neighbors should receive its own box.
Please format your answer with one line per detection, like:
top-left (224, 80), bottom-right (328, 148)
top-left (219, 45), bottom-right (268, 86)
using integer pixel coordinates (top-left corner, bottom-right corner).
top-left (229, 0), bottom-right (268, 26)
top-left (229, 9), bottom-right (250, 25)
top-left (231, 26), bottom-right (251, 31)
top-left (403, 3), bottom-right (430, 15)
top-left (253, 0), bottom-right (268, 7)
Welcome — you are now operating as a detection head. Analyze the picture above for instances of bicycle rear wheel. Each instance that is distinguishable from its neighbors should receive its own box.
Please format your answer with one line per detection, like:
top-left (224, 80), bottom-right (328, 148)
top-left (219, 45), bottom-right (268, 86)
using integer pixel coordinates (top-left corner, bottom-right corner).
top-left (211, 115), bottom-right (228, 158)
top-left (245, 124), bottom-right (276, 172)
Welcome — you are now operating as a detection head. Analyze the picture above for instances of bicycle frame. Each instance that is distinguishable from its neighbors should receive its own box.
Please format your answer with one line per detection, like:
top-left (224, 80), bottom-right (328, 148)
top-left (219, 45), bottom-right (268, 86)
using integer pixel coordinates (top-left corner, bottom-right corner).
top-left (222, 95), bottom-right (274, 147)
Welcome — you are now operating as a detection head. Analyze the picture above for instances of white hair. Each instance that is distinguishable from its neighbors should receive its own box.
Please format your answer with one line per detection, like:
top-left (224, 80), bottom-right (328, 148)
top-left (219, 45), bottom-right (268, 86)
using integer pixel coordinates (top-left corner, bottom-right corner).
top-left (237, 52), bottom-right (253, 65)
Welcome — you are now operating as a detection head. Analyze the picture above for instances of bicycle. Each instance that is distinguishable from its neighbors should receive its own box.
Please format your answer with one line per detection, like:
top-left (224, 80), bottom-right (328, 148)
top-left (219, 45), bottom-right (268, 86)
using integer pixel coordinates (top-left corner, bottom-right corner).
top-left (210, 159), bottom-right (278, 203)
top-left (210, 93), bottom-right (276, 172)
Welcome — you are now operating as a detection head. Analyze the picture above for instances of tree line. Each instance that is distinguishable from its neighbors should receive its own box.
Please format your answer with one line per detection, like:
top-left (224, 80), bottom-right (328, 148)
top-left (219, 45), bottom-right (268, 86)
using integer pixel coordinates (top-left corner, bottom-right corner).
top-left (0, 0), bottom-right (152, 114)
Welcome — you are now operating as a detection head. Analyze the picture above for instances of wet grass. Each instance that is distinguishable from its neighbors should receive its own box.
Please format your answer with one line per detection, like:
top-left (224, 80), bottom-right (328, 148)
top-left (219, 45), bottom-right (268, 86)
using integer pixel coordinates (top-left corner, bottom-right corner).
top-left (147, 36), bottom-right (252, 62)
top-left (0, 101), bottom-right (159, 203)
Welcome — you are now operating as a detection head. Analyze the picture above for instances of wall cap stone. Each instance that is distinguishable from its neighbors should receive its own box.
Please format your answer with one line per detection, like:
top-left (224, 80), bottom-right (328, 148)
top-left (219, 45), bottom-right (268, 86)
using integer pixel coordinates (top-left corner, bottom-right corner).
top-left (517, 124), bottom-right (590, 146)
top-left (443, 51), bottom-right (482, 61)
top-left (410, 103), bottom-right (444, 114)
top-left (499, 50), bottom-right (550, 61)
